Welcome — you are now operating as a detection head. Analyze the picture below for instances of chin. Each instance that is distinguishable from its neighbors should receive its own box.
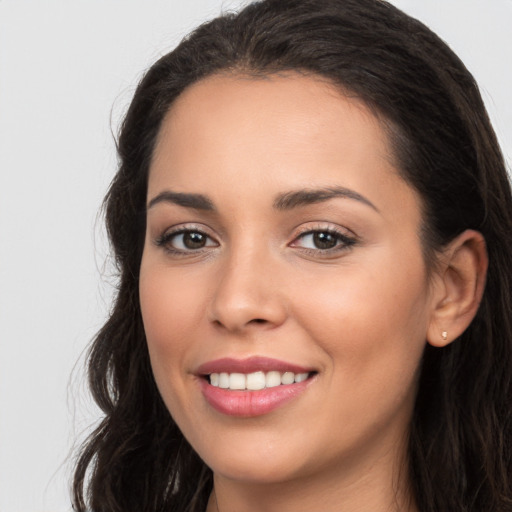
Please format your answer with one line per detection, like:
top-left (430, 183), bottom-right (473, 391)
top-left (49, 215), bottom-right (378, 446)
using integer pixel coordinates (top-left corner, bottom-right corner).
top-left (207, 453), bottom-right (307, 485)
top-left (183, 425), bottom-right (312, 484)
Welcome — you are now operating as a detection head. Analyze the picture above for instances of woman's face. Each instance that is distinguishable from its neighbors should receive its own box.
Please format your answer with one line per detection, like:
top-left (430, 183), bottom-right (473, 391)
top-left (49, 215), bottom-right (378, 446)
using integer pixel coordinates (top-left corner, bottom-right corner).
top-left (140, 74), bottom-right (436, 485)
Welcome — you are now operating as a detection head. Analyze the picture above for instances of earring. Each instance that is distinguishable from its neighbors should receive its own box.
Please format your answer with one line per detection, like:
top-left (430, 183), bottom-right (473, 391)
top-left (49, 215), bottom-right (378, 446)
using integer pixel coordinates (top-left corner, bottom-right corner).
top-left (441, 331), bottom-right (448, 342)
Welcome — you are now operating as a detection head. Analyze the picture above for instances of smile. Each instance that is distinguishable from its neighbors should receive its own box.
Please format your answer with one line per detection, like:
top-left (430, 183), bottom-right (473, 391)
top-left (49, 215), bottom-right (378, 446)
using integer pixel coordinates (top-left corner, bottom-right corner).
top-left (209, 371), bottom-right (310, 390)
top-left (196, 357), bottom-right (317, 417)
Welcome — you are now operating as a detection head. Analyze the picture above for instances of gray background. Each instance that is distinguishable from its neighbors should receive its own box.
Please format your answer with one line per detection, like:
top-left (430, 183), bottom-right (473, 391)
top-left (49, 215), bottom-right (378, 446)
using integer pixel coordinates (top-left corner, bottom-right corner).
top-left (0, 1), bottom-right (510, 510)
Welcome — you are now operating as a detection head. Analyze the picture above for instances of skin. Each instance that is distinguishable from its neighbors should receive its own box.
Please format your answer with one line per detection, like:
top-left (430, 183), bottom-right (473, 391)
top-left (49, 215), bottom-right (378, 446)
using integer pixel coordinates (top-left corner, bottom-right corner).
top-left (139, 73), bottom-right (485, 512)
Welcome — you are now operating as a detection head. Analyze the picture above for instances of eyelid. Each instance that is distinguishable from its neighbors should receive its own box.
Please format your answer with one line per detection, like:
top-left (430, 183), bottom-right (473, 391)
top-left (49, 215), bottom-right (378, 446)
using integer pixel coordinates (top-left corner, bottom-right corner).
top-left (289, 223), bottom-right (358, 254)
top-left (154, 223), bottom-right (219, 254)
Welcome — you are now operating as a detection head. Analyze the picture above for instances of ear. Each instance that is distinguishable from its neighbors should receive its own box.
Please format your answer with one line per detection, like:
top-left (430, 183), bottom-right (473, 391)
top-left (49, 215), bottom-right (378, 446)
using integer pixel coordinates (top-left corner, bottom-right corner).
top-left (427, 230), bottom-right (488, 347)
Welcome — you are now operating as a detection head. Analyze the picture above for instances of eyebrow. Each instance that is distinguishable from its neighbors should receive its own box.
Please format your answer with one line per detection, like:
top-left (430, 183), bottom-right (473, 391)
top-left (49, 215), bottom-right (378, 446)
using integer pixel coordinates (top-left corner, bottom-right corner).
top-left (147, 190), bottom-right (215, 211)
top-left (273, 186), bottom-right (379, 212)
top-left (147, 185), bottom-right (378, 213)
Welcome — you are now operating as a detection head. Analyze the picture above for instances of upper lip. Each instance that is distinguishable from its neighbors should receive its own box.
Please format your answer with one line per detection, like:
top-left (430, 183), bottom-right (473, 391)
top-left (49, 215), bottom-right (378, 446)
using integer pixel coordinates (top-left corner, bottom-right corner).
top-left (196, 356), bottom-right (314, 376)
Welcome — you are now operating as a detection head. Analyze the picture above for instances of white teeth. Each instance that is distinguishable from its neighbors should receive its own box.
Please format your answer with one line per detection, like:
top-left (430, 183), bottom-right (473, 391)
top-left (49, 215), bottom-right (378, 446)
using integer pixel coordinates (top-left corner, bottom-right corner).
top-left (229, 373), bottom-right (246, 390)
top-left (246, 371), bottom-right (266, 390)
top-left (265, 371), bottom-right (282, 388)
top-left (281, 372), bottom-right (295, 385)
top-left (219, 372), bottom-right (230, 389)
top-left (209, 370), bottom-right (311, 390)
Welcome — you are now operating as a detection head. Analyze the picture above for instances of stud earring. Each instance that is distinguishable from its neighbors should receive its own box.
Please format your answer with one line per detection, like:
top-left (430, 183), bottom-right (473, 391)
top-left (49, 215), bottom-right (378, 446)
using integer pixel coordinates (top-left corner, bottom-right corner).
top-left (441, 331), bottom-right (448, 342)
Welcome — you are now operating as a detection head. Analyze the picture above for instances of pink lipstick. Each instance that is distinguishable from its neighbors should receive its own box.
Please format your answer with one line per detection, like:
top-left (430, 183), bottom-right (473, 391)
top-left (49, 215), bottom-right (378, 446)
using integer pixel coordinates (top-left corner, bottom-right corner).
top-left (196, 357), bottom-right (316, 417)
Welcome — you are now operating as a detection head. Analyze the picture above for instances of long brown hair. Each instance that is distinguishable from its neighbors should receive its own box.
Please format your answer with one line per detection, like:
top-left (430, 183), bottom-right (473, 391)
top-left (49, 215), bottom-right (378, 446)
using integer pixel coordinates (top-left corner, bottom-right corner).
top-left (73, 1), bottom-right (512, 510)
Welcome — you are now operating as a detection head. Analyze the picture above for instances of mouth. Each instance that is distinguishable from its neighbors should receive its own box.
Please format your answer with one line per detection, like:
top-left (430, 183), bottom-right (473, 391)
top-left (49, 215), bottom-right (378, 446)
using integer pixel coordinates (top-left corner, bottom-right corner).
top-left (196, 357), bottom-right (317, 417)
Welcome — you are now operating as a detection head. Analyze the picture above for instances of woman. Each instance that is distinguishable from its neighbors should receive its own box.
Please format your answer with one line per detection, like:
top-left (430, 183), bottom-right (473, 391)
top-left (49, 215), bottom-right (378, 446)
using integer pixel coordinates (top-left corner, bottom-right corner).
top-left (72, 0), bottom-right (512, 510)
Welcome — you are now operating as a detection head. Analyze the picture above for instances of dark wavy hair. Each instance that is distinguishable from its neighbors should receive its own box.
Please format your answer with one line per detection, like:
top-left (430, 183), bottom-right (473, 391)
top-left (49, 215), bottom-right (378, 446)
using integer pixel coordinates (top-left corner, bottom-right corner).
top-left (72, 1), bottom-right (512, 510)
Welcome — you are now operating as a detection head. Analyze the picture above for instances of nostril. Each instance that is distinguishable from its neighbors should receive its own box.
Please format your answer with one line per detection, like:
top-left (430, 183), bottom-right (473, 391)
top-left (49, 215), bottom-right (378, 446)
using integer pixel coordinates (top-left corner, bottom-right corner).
top-left (251, 319), bottom-right (267, 324)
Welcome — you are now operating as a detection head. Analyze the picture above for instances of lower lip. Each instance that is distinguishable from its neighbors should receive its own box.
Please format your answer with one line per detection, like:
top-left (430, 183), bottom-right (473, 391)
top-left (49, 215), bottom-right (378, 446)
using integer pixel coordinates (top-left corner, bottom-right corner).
top-left (199, 377), bottom-right (314, 417)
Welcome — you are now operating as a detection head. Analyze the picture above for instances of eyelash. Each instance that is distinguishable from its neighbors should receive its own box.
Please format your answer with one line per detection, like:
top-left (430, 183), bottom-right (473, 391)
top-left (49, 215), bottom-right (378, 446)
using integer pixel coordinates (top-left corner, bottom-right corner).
top-left (154, 225), bottom-right (357, 257)
top-left (291, 226), bottom-right (357, 255)
top-left (155, 226), bottom-right (218, 256)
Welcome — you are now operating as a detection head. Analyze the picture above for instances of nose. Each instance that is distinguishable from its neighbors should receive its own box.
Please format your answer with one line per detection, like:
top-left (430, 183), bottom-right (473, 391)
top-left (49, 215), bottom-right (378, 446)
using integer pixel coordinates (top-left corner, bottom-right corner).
top-left (208, 245), bottom-right (287, 333)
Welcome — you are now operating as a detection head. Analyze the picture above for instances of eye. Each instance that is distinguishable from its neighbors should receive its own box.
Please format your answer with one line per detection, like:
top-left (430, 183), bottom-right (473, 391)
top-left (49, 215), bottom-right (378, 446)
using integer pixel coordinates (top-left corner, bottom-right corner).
top-left (291, 228), bottom-right (357, 253)
top-left (156, 228), bottom-right (218, 253)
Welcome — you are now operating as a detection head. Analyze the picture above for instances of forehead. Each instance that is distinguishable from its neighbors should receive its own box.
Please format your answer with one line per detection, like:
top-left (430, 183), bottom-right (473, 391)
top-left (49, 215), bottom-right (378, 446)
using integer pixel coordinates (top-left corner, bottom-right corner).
top-left (153, 73), bottom-right (392, 167)
top-left (148, 72), bottom-right (419, 226)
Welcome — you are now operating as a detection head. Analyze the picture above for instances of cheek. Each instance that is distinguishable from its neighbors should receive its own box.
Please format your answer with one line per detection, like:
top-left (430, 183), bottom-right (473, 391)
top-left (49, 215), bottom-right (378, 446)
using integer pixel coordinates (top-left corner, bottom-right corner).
top-left (140, 261), bottom-right (206, 347)
top-left (139, 262), bottom-right (208, 406)
top-left (296, 264), bottom-right (429, 450)
top-left (293, 253), bottom-right (430, 380)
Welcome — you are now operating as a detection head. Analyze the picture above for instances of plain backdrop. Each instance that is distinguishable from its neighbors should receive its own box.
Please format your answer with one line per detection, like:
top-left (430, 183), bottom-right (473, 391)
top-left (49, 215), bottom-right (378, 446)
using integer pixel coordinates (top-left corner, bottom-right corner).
top-left (0, 1), bottom-right (510, 510)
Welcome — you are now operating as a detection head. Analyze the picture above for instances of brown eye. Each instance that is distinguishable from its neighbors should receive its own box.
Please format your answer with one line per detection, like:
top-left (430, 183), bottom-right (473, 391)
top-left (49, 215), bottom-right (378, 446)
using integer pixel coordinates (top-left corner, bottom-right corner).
top-left (312, 231), bottom-right (338, 249)
top-left (156, 229), bottom-right (218, 253)
top-left (292, 229), bottom-right (357, 254)
top-left (182, 232), bottom-right (208, 249)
